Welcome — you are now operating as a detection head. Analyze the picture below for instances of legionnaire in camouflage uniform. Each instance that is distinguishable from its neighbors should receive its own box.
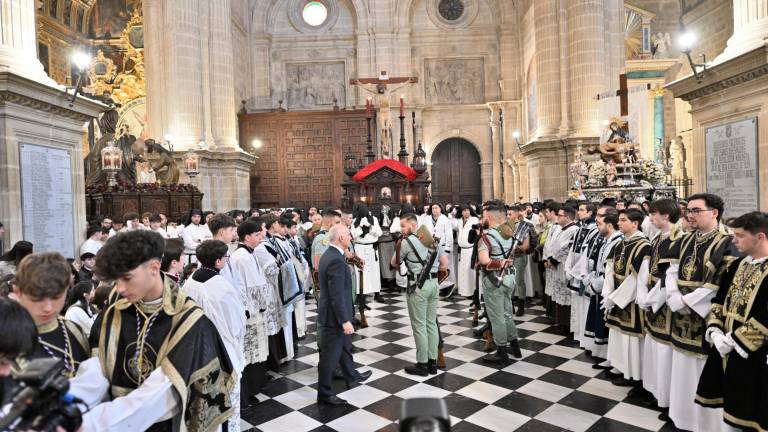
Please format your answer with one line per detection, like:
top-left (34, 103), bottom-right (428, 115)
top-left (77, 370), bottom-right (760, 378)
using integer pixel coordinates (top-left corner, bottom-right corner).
top-left (477, 204), bottom-right (524, 364)
top-left (392, 213), bottom-right (450, 376)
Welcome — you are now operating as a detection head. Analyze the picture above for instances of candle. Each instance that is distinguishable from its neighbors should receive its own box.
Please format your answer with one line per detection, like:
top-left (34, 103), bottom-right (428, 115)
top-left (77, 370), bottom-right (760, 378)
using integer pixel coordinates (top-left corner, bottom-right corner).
top-left (399, 95), bottom-right (404, 117)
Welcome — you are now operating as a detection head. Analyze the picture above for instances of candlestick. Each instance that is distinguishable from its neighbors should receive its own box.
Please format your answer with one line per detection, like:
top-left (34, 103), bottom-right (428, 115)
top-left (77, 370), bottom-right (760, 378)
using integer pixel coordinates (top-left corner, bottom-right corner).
top-left (399, 95), bottom-right (404, 117)
top-left (366, 97), bottom-right (372, 118)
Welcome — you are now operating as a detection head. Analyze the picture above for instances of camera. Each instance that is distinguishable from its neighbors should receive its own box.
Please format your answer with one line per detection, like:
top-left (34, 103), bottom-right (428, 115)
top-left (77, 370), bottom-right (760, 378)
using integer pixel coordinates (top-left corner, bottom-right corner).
top-left (0, 358), bottom-right (83, 432)
top-left (399, 398), bottom-right (450, 432)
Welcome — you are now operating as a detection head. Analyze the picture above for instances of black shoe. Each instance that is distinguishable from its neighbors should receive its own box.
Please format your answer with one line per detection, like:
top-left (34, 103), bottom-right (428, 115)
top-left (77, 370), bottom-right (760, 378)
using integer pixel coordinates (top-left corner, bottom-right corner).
top-left (351, 318), bottom-right (361, 326)
top-left (317, 395), bottom-right (348, 405)
top-left (611, 377), bottom-right (635, 387)
top-left (508, 339), bottom-right (522, 359)
top-left (592, 363), bottom-right (612, 370)
top-left (404, 363), bottom-right (429, 376)
top-left (345, 370), bottom-right (373, 389)
top-left (473, 323), bottom-right (489, 337)
top-left (374, 293), bottom-right (384, 302)
top-left (427, 359), bottom-right (438, 375)
top-left (603, 369), bottom-right (621, 379)
top-left (515, 301), bottom-right (525, 317)
top-left (482, 345), bottom-right (511, 365)
top-left (658, 410), bottom-right (671, 422)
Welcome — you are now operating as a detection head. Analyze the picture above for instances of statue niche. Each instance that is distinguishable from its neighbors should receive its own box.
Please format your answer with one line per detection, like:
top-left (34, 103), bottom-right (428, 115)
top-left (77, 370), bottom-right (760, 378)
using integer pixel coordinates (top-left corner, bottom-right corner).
top-left (85, 93), bottom-right (138, 187)
top-left (133, 139), bottom-right (180, 184)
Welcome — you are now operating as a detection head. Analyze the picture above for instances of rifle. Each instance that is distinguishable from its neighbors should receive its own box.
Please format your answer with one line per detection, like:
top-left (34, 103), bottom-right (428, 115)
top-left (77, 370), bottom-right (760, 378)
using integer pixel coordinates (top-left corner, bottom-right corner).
top-left (405, 236), bottom-right (439, 295)
top-left (486, 221), bottom-right (533, 288)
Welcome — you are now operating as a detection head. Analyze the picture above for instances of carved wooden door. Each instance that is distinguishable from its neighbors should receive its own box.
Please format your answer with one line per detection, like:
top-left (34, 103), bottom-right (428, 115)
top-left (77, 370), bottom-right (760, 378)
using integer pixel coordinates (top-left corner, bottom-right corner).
top-left (430, 138), bottom-right (481, 205)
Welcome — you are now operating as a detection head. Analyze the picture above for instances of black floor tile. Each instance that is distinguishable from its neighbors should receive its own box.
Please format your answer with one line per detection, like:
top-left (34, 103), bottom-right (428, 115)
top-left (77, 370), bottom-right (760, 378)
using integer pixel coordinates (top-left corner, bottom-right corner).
top-left (240, 399), bottom-right (293, 424)
top-left (515, 419), bottom-right (571, 431)
top-left (558, 390), bottom-right (619, 416)
top-left (371, 343), bottom-right (412, 357)
top-left (423, 371), bottom-right (476, 392)
top-left (260, 377), bottom-right (306, 398)
top-left (480, 370), bottom-right (532, 390)
top-left (586, 417), bottom-right (656, 432)
top-left (493, 392), bottom-right (553, 417)
top-left (364, 395), bottom-right (405, 421)
top-left (298, 403), bottom-right (359, 424)
top-left (441, 393), bottom-right (490, 419)
top-left (366, 373), bottom-right (418, 394)
top-left (523, 352), bottom-right (570, 368)
top-left (538, 369), bottom-right (591, 389)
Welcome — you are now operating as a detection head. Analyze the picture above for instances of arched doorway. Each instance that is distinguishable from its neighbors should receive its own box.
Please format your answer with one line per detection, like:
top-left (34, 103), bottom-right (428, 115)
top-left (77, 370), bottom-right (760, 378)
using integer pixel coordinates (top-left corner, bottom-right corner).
top-left (430, 138), bottom-right (481, 204)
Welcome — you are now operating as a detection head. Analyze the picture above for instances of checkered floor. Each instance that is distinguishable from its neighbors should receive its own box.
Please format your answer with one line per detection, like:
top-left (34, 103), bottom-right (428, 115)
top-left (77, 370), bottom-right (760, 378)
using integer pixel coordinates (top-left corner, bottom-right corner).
top-left (240, 292), bottom-right (678, 432)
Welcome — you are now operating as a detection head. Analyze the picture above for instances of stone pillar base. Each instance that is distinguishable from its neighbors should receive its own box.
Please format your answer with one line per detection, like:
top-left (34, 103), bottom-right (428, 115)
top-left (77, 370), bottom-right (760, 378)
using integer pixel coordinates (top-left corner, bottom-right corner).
top-left (180, 149), bottom-right (256, 212)
top-left (0, 72), bottom-right (103, 257)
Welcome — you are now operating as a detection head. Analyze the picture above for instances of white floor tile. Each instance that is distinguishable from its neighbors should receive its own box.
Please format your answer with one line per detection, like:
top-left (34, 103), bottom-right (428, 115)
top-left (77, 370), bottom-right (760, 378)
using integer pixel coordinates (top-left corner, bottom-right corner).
top-left (535, 403), bottom-right (601, 432)
top-left (556, 359), bottom-right (602, 377)
top-left (326, 409), bottom-right (392, 432)
top-left (455, 381), bottom-right (513, 404)
top-left (516, 379), bottom-right (573, 402)
top-left (338, 385), bottom-right (391, 408)
top-left (257, 411), bottom-right (322, 432)
top-left (525, 332), bottom-right (567, 344)
top-left (502, 360), bottom-right (552, 379)
top-left (577, 378), bottom-right (632, 401)
top-left (604, 402), bottom-right (667, 431)
top-left (395, 382), bottom-right (452, 400)
top-left (272, 386), bottom-right (318, 410)
top-left (446, 362), bottom-right (497, 380)
top-left (464, 405), bottom-right (531, 431)
top-left (539, 344), bottom-right (584, 359)
top-left (444, 347), bottom-right (486, 362)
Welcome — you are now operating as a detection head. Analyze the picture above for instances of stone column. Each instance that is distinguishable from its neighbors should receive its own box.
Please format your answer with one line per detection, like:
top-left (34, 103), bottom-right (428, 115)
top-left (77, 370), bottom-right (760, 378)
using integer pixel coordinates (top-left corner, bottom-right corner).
top-left (651, 88), bottom-right (665, 161)
top-left (208, 0), bottom-right (238, 150)
top-left (533, 0), bottom-right (561, 139)
top-left (567, 0), bottom-right (605, 138)
top-left (718, 0), bottom-right (768, 61)
top-left (0, 0), bottom-right (57, 86)
top-left (480, 160), bottom-right (493, 202)
top-left (487, 105), bottom-right (501, 198)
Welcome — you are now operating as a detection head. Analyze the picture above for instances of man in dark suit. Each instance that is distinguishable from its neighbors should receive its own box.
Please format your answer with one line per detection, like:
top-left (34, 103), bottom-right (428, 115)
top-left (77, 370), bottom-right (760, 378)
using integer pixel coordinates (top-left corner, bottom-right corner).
top-left (316, 224), bottom-right (372, 405)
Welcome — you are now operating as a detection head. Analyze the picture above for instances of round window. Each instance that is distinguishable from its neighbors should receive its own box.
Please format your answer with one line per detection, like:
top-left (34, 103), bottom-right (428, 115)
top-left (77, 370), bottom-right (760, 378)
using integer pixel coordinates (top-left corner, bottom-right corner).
top-left (302, 1), bottom-right (328, 27)
top-left (438, 0), bottom-right (465, 21)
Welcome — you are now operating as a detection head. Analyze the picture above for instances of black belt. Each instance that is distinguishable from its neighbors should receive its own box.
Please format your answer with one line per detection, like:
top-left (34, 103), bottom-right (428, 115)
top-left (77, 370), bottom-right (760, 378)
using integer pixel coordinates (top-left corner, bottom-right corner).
top-left (408, 272), bottom-right (438, 281)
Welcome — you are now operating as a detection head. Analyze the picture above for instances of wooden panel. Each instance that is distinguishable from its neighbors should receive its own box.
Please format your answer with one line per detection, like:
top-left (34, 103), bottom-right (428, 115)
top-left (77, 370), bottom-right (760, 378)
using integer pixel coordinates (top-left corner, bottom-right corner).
top-left (239, 110), bottom-right (369, 208)
top-left (431, 138), bottom-right (481, 205)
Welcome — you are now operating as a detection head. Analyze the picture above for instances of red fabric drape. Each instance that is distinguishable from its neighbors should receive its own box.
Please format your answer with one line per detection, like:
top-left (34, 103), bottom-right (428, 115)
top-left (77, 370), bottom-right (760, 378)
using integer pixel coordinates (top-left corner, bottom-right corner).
top-left (352, 159), bottom-right (417, 182)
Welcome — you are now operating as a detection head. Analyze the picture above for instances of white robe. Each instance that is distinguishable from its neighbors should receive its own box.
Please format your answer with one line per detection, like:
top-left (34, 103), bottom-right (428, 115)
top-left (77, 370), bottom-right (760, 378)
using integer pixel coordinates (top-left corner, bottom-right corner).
top-left (454, 216), bottom-right (479, 297)
top-left (390, 217), bottom-right (408, 289)
top-left (255, 239), bottom-right (294, 362)
top-left (665, 262), bottom-right (724, 431)
top-left (424, 214), bottom-right (455, 288)
top-left (602, 236), bottom-right (649, 381)
top-left (80, 238), bottom-right (103, 257)
top-left (543, 223), bottom-right (562, 297)
top-left (351, 217), bottom-right (383, 295)
top-left (180, 223), bottom-right (212, 263)
top-left (230, 246), bottom-right (271, 364)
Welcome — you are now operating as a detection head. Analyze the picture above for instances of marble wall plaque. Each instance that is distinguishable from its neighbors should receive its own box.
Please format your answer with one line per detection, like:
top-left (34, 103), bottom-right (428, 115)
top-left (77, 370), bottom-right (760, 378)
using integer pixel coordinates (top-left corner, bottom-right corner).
top-left (425, 58), bottom-right (485, 104)
top-left (705, 117), bottom-right (759, 217)
top-left (285, 62), bottom-right (346, 109)
top-left (19, 144), bottom-right (75, 256)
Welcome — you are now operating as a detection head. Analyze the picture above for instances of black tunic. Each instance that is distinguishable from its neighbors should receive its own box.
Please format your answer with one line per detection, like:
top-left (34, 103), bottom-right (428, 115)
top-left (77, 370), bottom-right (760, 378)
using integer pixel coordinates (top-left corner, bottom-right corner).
top-left (666, 228), bottom-right (738, 356)
top-left (26, 318), bottom-right (90, 379)
top-left (696, 256), bottom-right (768, 431)
top-left (643, 232), bottom-right (678, 343)
top-left (605, 234), bottom-right (651, 336)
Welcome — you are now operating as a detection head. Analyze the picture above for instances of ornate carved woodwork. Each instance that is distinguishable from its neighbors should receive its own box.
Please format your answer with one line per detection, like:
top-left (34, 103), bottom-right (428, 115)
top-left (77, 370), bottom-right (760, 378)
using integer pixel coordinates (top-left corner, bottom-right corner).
top-left (238, 110), bottom-right (369, 208)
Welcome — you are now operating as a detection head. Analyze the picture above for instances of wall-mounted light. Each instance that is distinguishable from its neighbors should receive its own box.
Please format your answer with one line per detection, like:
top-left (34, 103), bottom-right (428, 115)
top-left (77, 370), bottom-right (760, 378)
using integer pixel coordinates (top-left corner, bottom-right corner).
top-left (251, 139), bottom-right (263, 150)
top-left (68, 51), bottom-right (91, 107)
top-left (679, 31), bottom-right (707, 82)
top-left (512, 129), bottom-right (522, 151)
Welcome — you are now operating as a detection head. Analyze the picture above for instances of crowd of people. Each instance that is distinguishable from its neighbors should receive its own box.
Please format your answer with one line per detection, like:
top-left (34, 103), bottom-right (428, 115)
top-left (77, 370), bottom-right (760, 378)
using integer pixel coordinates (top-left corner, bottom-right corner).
top-left (0, 192), bottom-right (765, 432)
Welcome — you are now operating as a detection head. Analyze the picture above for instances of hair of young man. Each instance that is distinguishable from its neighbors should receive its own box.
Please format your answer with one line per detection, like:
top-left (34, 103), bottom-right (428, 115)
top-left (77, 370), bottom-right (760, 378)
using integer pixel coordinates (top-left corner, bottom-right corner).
top-left (94, 230), bottom-right (165, 281)
top-left (322, 207), bottom-right (341, 219)
top-left (15, 252), bottom-right (72, 299)
top-left (560, 205), bottom-right (577, 220)
top-left (620, 208), bottom-right (645, 227)
top-left (649, 199), bottom-right (681, 224)
top-left (182, 263), bottom-right (198, 280)
top-left (507, 205), bottom-right (523, 213)
top-left (86, 223), bottom-right (103, 238)
top-left (160, 238), bottom-right (184, 272)
top-left (600, 206), bottom-right (620, 230)
top-left (148, 213), bottom-right (163, 224)
top-left (207, 213), bottom-right (237, 236)
top-left (237, 220), bottom-right (262, 241)
top-left (580, 202), bottom-right (597, 216)
top-left (67, 280), bottom-right (95, 309)
top-left (0, 297), bottom-right (37, 358)
top-left (686, 193), bottom-right (725, 221)
top-left (259, 213), bottom-right (278, 231)
top-left (728, 211), bottom-right (768, 237)
top-left (545, 201), bottom-right (562, 214)
top-left (124, 212), bottom-right (139, 222)
top-left (92, 282), bottom-right (114, 310)
top-left (195, 240), bottom-right (228, 268)
top-left (401, 213), bottom-right (419, 224)
top-left (278, 213), bottom-right (297, 228)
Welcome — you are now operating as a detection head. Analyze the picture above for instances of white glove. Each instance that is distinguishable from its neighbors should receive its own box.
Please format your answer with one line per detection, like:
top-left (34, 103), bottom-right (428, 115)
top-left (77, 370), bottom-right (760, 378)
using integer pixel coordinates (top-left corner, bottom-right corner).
top-left (667, 293), bottom-right (689, 314)
top-left (711, 331), bottom-right (734, 357)
top-left (728, 332), bottom-right (749, 359)
top-left (601, 297), bottom-right (615, 311)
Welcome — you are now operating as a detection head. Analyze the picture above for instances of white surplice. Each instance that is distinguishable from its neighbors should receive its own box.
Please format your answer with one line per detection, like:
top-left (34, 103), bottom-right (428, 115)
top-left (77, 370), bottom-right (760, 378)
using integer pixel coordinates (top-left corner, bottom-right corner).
top-left (255, 239), bottom-right (294, 362)
top-left (230, 246), bottom-right (271, 364)
top-left (351, 217), bottom-right (383, 295)
top-left (454, 216), bottom-right (479, 297)
top-left (180, 223), bottom-right (212, 263)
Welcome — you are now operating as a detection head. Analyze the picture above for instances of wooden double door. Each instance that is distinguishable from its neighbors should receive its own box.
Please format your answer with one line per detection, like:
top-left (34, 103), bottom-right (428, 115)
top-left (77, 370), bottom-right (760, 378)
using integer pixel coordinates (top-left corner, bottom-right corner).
top-left (430, 138), bottom-right (482, 205)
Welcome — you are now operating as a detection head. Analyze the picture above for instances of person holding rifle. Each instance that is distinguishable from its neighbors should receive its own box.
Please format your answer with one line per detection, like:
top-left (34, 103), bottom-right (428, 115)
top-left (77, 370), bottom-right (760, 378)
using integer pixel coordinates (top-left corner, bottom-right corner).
top-left (392, 214), bottom-right (450, 376)
top-left (477, 203), bottom-right (524, 364)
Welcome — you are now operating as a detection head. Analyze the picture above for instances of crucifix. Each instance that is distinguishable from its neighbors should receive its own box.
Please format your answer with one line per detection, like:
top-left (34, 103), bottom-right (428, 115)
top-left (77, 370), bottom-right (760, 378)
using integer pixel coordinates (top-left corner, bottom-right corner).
top-left (350, 71), bottom-right (419, 159)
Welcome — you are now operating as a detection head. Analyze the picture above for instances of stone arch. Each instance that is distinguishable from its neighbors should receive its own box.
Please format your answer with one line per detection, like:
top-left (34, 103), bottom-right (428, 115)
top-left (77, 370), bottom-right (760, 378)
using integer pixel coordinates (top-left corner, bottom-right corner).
top-left (430, 137), bottom-right (483, 205)
top-left (426, 129), bottom-right (487, 163)
top-left (256, 0), bottom-right (368, 34)
top-left (395, 0), bottom-right (505, 31)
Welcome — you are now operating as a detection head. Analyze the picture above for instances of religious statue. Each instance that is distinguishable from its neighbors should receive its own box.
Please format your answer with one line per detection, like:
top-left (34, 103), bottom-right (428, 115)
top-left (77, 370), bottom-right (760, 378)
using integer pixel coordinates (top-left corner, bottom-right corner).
top-left (133, 139), bottom-right (181, 184)
top-left (85, 93), bottom-right (138, 187)
top-left (590, 119), bottom-right (630, 163)
top-left (652, 32), bottom-right (673, 59)
top-left (351, 71), bottom-right (418, 158)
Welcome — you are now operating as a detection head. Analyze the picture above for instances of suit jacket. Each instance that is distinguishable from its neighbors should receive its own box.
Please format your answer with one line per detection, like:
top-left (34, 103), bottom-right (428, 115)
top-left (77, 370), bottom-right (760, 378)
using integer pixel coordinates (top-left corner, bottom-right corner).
top-left (317, 245), bottom-right (353, 328)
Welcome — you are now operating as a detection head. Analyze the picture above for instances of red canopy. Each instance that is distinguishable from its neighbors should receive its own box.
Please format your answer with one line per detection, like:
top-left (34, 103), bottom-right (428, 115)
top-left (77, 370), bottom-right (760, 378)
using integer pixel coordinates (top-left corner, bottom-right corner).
top-left (352, 159), bottom-right (417, 182)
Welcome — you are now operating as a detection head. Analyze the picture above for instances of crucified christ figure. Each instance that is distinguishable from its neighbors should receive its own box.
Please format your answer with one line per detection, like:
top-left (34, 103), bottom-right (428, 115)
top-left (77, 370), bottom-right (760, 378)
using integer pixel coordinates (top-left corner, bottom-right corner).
top-left (351, 71), bottom-right (418, 158)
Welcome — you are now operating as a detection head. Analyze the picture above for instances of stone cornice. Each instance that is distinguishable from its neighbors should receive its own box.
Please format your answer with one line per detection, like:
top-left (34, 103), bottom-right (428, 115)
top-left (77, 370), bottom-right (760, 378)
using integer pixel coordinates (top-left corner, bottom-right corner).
top-left (666, 44), bottom-right (768, 102)
top-left (0, 71), bottom-right (104, 122)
